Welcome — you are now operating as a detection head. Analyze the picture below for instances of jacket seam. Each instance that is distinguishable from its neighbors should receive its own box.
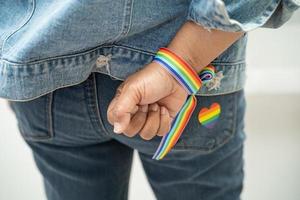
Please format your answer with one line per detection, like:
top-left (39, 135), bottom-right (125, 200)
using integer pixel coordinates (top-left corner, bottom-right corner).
top-left (1, 43), bottom-right (245, 66)
top-left (1, 0), bottom-right (36, 59)
top-left (93, 70), bottom-right (245, 98)
top-left (106, 0), bottom-right (134, 43)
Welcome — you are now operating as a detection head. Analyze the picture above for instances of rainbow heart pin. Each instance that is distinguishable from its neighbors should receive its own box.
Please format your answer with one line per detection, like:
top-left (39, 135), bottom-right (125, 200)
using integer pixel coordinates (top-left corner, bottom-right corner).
top-left (198, 103), bottom-right (221, 128)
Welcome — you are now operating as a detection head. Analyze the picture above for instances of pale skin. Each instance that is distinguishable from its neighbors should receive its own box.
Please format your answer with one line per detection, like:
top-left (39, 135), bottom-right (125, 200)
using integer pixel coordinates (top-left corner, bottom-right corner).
top-left (107, 21), bottom-right (244, 140)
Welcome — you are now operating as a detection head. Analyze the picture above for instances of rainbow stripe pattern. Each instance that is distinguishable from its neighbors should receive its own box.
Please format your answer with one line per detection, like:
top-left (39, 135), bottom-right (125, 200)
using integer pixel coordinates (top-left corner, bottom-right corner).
top-left (153, 47), bottom-right (202, 94)
top-left (152, 95), bottom-right (197, 160)
top-left (199, 65), bottom-right (216, 84)
top-left (198, 103), bottom-right (221, 129)
top-left (152, 48), bottom-right (205, 160)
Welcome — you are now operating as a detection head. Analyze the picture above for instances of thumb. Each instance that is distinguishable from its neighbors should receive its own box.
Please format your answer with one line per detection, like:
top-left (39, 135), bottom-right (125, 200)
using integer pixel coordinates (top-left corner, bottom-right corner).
top-left (112, 84), bottom-right (140, 133)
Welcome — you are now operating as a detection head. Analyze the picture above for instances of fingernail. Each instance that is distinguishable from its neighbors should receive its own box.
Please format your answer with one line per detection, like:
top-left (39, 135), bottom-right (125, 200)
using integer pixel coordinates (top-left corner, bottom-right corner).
top-left (150, 104), bottom-right (158, 111)
top-left (113, 123), bottom-right (122, 133)
top-left (161, 107), bottom-right (166, 115)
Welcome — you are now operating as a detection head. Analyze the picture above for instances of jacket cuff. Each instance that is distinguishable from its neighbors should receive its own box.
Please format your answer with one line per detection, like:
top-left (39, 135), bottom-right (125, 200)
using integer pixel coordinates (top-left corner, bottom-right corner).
top-left (187, 0), bottom-right (299, 32)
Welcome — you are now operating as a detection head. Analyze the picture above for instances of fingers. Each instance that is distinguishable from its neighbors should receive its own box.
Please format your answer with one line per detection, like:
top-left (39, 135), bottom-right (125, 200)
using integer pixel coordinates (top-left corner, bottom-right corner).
top-left (107, 82), bottom-right (123, 125)
top-left (122, 105), bottom-right (148, 137)
top-left (107, 81), bottom-right (174, 140)
top-left (157, 106), bottom-right (171, 136)
top-left (107, 94), bottom-right (120, 125)
top-left (108, 83), bottom-right (140, 133)
top-left (139, 103), bottom-right (160, 140)
top-left (109, 101), bottom-right (173, 139)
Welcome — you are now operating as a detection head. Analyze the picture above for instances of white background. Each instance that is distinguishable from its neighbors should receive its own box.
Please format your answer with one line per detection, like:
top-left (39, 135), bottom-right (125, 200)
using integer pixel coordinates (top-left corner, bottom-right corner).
top-left (1, 12), bottom-right (300, 200)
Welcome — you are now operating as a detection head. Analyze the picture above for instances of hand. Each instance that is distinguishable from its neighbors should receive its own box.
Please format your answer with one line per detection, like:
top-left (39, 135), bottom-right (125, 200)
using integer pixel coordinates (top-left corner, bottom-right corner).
top-left (107, 21), bottom-right (243, 140)
top-left (107, 61), bottom-right (188, 140)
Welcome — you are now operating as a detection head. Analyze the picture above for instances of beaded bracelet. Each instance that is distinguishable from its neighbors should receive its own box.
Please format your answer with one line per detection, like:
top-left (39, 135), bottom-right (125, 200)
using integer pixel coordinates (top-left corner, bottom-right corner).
top-left (152, 47), bottom-right (215, 160)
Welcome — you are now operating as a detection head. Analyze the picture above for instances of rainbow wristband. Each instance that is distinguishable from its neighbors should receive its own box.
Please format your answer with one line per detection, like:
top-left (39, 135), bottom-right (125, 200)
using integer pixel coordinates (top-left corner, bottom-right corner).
top-left (152, 47), bottom-right (202, 160)
top-left (153, 47), bottom-right (202, 95)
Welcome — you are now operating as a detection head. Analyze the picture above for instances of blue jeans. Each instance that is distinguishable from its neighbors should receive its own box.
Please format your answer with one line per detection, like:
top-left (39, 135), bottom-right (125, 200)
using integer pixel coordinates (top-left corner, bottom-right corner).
top-left (9, 72), bottom-right (246, 200)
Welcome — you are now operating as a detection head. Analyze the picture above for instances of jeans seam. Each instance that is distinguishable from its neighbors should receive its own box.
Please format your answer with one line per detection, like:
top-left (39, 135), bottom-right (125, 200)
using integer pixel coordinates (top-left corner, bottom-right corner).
top-left (47, 92), bottom-right (54, 139)
top-left (84, 74), bottom-right (110, 138)
top-left (92, 73), bottom-right (111, 136)
top-left (18, 92), bottom-right (54, 141)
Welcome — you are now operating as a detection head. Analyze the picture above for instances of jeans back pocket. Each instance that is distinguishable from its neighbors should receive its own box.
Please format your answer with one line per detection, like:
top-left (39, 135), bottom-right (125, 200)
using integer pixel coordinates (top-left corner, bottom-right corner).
top-left (9, 92), bottom-right (54, 141)
top-left (173, 89), bottom-right (245, 153)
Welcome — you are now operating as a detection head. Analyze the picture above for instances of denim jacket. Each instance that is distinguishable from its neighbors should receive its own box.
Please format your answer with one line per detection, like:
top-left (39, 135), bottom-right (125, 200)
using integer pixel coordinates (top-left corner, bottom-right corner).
top-left (0, 0), bottom-right (299, 101)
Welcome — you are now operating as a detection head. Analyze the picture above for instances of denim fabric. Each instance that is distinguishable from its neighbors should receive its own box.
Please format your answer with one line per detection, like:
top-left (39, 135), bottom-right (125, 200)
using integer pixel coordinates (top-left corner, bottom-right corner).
top-left (9, 72), bottom-right (246, 200)
top-left (1, 0), bottom-right (299, 100)
top-left (188, 0), bottom-right (300, 31)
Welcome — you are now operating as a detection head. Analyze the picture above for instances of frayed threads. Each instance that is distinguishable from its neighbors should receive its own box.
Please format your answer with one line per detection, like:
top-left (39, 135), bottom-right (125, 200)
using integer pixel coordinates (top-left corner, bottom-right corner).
top-left (96, 54), bottom-right (112, 74)
top-left (199, 65), bottom-right (224, 91)
top-left (205, 71), bottom-right (224, 91)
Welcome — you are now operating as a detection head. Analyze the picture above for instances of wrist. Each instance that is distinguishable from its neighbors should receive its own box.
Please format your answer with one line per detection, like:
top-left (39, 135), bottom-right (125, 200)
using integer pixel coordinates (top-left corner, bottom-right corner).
top-left (153, 47), bottom-right (202, 95)
top-left (167, 21), bottom-right (244, 73)
top-left (153, 62), bottom-right (189, 98)
top-left (166, 21), bottom-right (207, 72)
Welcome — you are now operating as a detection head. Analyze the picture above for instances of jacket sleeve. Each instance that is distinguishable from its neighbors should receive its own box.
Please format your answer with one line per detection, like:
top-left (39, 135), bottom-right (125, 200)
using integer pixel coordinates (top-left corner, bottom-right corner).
top-left (187, 0), bottom-right (300, 32)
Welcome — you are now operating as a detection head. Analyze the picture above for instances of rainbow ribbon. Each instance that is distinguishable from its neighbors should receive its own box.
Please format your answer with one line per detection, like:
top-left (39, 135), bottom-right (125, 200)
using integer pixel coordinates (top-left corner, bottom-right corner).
top-left (153, 48), bottom-right (202, 95)
top-left (152, 95), bottom-right (197, 160)
top-left (152, 48), bottom-right (217, 160)
top-left (199, 65), bottom-right (216, 84)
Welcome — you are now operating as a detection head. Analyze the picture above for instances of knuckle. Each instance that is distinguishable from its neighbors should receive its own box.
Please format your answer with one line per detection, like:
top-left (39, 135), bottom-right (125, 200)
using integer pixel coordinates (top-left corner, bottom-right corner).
top-left (126, 83), bottom-right (136, 92)
top-left (113, 108), bottom-right (123, 120)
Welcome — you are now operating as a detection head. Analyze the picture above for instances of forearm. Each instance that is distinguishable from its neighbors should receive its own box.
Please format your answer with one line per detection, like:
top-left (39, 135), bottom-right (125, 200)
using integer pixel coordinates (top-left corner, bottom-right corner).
top-left (167, 21), bottom-right (244, 73)
top-left (108, 19), bottom-right (245, 139)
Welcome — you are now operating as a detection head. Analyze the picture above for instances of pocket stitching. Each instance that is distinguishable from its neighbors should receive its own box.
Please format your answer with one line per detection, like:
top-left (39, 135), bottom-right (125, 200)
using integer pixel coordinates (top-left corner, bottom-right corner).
top-left (173, 91), bottom-right (238, 153)
top-left (20, 92), bottom-right (54, 141)
top-left (208, 90), bottom-right (238, 152)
